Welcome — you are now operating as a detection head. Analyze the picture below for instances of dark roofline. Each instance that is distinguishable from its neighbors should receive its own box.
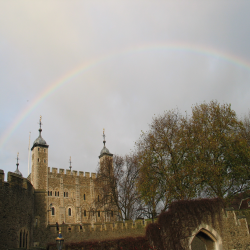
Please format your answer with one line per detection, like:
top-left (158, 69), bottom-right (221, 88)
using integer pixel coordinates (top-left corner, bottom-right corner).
top-left (99, 152), bottom-right (113, 159)
top-left (31, 144), bottom-right (49, 151)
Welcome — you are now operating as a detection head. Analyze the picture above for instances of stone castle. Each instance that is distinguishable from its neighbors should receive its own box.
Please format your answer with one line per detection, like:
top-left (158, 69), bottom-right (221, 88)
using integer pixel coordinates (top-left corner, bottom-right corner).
top-left (0, 118), bottom-right (121, 250)
top-left (29, 118), bottom-right (116, 226)
top-left (2, 118), bottom-right (250, 250)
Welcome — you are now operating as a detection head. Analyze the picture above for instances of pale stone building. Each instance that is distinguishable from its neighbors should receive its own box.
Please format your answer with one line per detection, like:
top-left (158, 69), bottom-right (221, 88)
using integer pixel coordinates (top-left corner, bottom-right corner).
top-left (29, 118), bottom-right (116, 225)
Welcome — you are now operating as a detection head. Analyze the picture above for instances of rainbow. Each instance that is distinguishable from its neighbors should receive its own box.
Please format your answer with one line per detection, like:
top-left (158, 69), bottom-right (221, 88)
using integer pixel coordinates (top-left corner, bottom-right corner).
top-left (1, 42), bottom-right (250, 149)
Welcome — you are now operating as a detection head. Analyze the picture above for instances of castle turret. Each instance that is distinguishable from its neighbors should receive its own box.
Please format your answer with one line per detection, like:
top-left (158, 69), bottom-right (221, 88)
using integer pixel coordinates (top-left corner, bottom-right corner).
top-left (99, 129), bottom-right (113, 160)
top-left (14, 152), bottom-right (22, 176)
top-left (31, 116), bottom-right (49, 190)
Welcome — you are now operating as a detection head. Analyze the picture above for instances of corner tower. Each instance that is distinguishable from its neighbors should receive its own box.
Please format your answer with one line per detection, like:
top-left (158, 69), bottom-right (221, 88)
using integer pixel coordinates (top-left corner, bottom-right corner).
top-left (99, 129), bottom-right (113, 172)
top-left (31, 116), bottom-right (49, 190)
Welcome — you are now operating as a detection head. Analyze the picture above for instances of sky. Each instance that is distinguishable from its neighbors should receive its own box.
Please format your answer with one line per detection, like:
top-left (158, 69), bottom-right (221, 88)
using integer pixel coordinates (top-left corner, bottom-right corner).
top-left (1, 1), bottom-right (250, 180)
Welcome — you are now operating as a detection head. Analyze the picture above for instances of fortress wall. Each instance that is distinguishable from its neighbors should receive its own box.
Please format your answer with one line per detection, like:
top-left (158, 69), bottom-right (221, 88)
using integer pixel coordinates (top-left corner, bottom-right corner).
top-left (43, 220), bottom-right (147, 247)
top-left (0, 170), bottom-right (35, 250)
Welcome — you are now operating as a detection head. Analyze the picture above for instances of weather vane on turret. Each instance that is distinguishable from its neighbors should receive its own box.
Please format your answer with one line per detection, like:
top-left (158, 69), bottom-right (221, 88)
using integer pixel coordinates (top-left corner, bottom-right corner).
top-left (69, 156), bottom-right (72, 172)
top-left (16, 152), bottom-right (19, 169)
top-left (14, 152), bottom-right (22, 176)
top-left (103, 128), bottom-right (106, 147)
top-left (38, 115), bottom-right (42, 137)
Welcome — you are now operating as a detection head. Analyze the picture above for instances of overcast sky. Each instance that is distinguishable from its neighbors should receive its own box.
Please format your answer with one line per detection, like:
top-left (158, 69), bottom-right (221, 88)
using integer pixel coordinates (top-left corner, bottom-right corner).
top-left (1, 1), bottom-right (250, 180)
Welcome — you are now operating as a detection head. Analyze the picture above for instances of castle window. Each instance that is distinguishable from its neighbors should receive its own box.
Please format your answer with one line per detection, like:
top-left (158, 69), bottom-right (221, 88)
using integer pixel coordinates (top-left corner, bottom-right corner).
top-left (111, 211), bottom-right (113, 217)
top-left (64, 192), bottom-right (68, 197)
top-left (58, 191), bottom-right (59, 196)
top-left (38, 158), bottom-right (40, 162)
top-left (80, 225), bottom-right (83, 231)
top-left (44, 159), bottom-right (46, 163)
top-left (68, 227), bottom-right (71, 232)
top-left (52, 207), bottom-right (55, 216)
top-left (84, 210), bottom-right (86, 217)
top-left (98, 211), bottom-right (100, 217)
top-left (19, 230), bottom-right (22, 248)
top-left (23, 230), bottom-right (25, 248)
top-left (38, 148), bottom-right (40, 151)
top-left (44, 149), bottom-right (46, 153)
top-left (50, 191), bottom-right (52, 196)
top-left (26, 232), bottom-right (28, 249)
top-left (68, 208), bottom-right (72, 216)
top-left (55, 191), bottom-right (57, 196)
top-left (84, 194), bottom-right (86, 200)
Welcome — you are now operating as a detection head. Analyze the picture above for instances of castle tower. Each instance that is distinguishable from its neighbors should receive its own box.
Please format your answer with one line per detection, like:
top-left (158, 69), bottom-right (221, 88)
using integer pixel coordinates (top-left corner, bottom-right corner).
top-left (31, 116), bottom-right (49, 190)
top-left (99, 129), bottom-right (113, 176)
top-left (99, 129), bottom-right (113, 161)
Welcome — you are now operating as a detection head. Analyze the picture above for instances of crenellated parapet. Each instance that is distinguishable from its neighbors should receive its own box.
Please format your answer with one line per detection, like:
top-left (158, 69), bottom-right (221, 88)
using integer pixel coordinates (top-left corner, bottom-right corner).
top-left (42, 220), bottom-right (148, 245)
top-left (0, 169), bottom-right (34, 192)
top-left (48, 167), bottom-right (96, 179)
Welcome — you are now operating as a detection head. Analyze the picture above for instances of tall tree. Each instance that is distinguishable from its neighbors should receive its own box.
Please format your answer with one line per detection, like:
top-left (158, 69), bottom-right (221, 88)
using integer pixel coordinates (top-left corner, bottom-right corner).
top-left (136, 109), bottom-right (199, 210)
top-left (96, 154), bottom-right (143, 221)
top-left (190, 101), bottom-right (250, 200)
top-left (135, 101), bottom-right (250, 208)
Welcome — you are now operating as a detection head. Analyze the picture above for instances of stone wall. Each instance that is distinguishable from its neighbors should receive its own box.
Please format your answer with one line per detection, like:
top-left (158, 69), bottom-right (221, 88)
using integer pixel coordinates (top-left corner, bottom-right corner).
top-left (42, 220), bottom-right (147, 248)
top-left (0, 170), bottom-right (35, 250)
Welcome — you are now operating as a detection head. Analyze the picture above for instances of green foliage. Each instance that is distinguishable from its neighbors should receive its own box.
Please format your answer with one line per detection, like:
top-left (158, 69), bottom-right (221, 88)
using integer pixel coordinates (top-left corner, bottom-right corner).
top-left (135, 101), bottom-right (250, 206)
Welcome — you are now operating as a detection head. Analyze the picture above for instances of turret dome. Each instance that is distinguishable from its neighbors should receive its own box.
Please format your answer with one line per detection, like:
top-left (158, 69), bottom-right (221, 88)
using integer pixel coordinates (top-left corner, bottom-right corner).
top-left (33, 135), bottom-right (47, 147)
top-left (99, 129), bottom-right (113, 159)
top-left (100, 146), bottom-right (110, 155)
top-left (31, 116), bottom-right (49, 150)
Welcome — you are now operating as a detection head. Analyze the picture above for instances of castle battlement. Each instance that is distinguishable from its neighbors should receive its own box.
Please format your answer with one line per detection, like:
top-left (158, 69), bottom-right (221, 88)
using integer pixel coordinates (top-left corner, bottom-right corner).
top-left (0, 169), bottom-right (34, 192)
top-left (48, 167), bottom-right (96, 179)
top-left (48, 220), bottom-right (148, 234)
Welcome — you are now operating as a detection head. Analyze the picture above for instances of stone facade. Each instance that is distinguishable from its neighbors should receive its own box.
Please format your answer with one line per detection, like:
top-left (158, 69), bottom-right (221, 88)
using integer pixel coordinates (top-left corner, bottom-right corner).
top-left (29, 122), bottom-right (117, 228)
top-left (0, 171), bottom-right (34, 250)
top-left (1, 121), bottom-right (250, 249)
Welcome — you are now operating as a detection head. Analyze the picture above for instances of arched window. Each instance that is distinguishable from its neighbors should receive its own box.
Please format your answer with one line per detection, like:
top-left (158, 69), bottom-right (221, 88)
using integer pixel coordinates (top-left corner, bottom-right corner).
top-left (52, 207), bottom-right (55, 216)
top-left (38, 158), bottom-right (40, 162)
top-left (26, 232), bottom-right (28, 249)
top-left (84, 194), bottom-right (86, 200)
top-left (19, 230), bottom-right (22, 248)
top-left (23, 230), bottom-right (25, 248)
top-left (68, 208), bottom-right (71, 216)
top-left (84, 210), bottom-right (86, 217)
top-left (98, 211), bottom-right (100, 217)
